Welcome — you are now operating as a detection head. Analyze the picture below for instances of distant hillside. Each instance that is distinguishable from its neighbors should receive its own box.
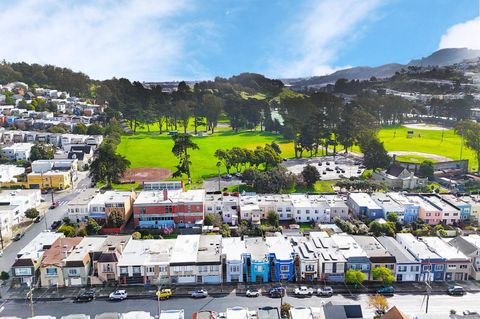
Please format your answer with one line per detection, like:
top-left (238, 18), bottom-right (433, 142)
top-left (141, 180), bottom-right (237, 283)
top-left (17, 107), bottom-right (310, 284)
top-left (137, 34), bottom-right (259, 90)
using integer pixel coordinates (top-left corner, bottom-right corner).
top-left (409, 48), bottom-right (480, 67)
top-left (285, 48), bottom-right (480, 89)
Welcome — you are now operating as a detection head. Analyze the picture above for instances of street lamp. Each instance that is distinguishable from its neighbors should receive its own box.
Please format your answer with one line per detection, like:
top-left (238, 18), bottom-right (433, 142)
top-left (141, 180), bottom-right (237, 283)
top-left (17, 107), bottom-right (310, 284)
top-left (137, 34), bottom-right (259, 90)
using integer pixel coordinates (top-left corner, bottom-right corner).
top-left (216, 162), bottom-right (221, 192)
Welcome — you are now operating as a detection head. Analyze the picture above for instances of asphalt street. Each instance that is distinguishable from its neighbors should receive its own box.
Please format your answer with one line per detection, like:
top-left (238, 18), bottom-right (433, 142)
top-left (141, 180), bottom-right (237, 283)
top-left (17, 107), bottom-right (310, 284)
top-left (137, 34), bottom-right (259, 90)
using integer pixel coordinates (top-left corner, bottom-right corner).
top-left (1, 291), bottom-right (480, 318)
top-left (0, 172), bottom-right (92, 274)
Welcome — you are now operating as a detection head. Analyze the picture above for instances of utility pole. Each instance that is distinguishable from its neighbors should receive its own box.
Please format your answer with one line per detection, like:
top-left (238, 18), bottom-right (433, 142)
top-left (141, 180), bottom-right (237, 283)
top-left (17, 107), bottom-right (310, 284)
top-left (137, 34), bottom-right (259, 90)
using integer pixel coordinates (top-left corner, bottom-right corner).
top-left (0, 225), bottom-right (4, 249)
top-left (425, 270), bottom-right (432, 314)
top-left (28, 281), bottom-right (34, 317)
top-left (216, 162), bottom-right (221, 192)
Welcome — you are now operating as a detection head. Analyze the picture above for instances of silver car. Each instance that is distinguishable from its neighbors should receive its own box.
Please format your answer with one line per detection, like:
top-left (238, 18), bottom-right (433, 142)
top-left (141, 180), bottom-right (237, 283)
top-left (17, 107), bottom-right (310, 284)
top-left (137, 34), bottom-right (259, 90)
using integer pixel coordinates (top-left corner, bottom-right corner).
top-left (191, 289), bottom-right (208, 298)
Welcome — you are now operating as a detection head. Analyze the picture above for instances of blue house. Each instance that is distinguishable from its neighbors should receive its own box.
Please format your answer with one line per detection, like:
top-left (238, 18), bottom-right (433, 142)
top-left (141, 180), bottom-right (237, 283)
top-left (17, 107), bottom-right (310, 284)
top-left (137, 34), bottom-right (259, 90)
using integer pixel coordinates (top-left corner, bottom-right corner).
top-left (347, 193), bottom-right (384, 220)
top-left (396, 233), bottom-right (446, 281)
top-left (266, 237), bottom-right (295, 282)
top-left (242, 238), bottom-right (269, 283)
top-left (384, 192), bottom-right (420, 224)
top-left (441, 194), bottom-right (472, 221)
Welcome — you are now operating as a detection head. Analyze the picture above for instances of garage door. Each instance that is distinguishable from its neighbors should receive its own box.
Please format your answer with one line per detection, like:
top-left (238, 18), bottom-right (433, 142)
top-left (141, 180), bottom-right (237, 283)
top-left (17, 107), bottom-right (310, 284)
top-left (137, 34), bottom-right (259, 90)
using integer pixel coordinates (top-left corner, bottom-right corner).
top-left (70, 277), bottom-right (82, 286)
top-left (203, 275), bottom-right (221, 284)
top-left (177, 276), bottom-right (195, 284)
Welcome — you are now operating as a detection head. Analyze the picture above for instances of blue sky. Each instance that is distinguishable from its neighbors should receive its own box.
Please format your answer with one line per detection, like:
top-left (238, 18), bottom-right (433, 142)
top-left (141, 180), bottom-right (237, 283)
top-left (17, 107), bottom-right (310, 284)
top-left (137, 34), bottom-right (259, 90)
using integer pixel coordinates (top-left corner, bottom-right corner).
top-left (0, 0), bottom-right (478, 81)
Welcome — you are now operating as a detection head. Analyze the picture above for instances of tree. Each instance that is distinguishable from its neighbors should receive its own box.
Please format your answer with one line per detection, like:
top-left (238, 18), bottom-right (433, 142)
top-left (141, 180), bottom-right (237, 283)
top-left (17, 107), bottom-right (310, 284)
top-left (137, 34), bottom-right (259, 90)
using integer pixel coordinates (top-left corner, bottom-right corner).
top-left (215, 149), bottom-right (232, 174)
top-left (419, 160), bottom-right (434, 180)
top-left (30, 143), bottom-right (55, 161)
top-left (24, 208), bottom-right (39, 220)
top-left (89, 142), bottom-right (131, 188)
top-left (455, 120), bottom-right (480, 174)
top-left (87, 123), bottom-right (104, 135)
top-left (73, 123), bottom-right (88, 134)
top-left (220, 224), bottom-right (231, 237)
top-left (107, 211), bottom-right (124, 227)
top-left (281, 303), bottom-right (291, 319)
top-left (372, 266), bottom-right (395, 285)
top-left (0, 271), bottom-right (10, 281)
top-left (86, 218), bottom-right (101, 235)
top-left (359, 135), bottom-right (391, 170)
top-left (266, 211), bottom-right (279, 227)
top-left (345, 269), bottom-right (366, 288)
top-left (58, 225), bottom-right (76, 237)
top-left (204, 214), bottom-right (215, 226)
top-left (132, 231), bottom-right (142, 240)
top-left (76, 228), bottom-right (87, 237)
top-left (368, 294), bottom-right (389, 314)
top-left (171, 133), bottom-right (199, 182)
top-left (386, 212), bottom-right (398, 223)
top-left (270, 142), bottom-right (282, 154)
top-left (203, 94), bottom-right (224, 133)
top-left (301, 164), bottom-right (320, 187)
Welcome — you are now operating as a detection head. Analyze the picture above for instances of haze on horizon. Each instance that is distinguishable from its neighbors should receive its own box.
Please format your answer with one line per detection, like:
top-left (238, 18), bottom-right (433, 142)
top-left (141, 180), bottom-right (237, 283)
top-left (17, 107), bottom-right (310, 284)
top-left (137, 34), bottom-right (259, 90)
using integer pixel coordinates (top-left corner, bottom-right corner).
top-left (0, 0), bottom-right (478, 81)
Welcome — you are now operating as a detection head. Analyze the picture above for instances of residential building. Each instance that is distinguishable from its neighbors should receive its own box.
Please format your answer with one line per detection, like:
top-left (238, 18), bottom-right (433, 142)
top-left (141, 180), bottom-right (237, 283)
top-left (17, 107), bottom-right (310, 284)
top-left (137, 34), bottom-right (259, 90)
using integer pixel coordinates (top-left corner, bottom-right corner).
top-left (372, 164), bottom-right (427, 190)
top-left (330, 234), bottom-right (371, 277)
top-left (67, 188), bottom-right (98, 222)
top-left (371, 193), bottom-right (405, 221)
top-left (396, 233), bottom-right (446, 281)
top-left (31, 159), bottom-right (78, 174)
top-left (169, 235), bottom-right (200, 284)
top-left (309, 232), bottom-right (346, 282)
top-left (377, 236), bottom-right (420, 282)
top-left (0, 189), bottom-right (41, 238)
top-left (459, 196), bottom-right (480, 223)
top-left (352, 236), bottom-right (396, 281)
top-left (205, 192), bottom-right (240, 225)
top-left (347, 193), bottom-right (384, 219)
top-left (322, 302), bottom-right (364, 319)
top-left (63, 236), bottom-right (106, 286)
top-left (90, 235), bottom-right (131, 285)
top-left (11, 231), bottom-right (64, 286)
top-left (406, 195), bottom-right (443, 225)
top-left (89, 190), bottom-right (136, 224)
top-left (440, 194), bottom-right (472, 221)
top-left (0, 164), bottom-right (25, 183)
top-left (385, 192), bottom-right (420, 224)
top-left (39, 237), bottom-right (83, 287)
top-left (265, 236), bottom-right (295, 281)
top-left (117, 238), bottom-right (175, 285)
top-left (290, 194), bottom-right (331, 223)
top-left (1, 143), bottom-right (33, 161)
top-left (144, 181), bottom-right (183, 191)
top-left (423, 194), bottom-right (461, 225)
top-left (222, 237), bottom-right (246, 282)
top-left (243, 237), bottom-right (270, 283)
top-left (448, 235), bottom-right (480, 280)
top-left (239, 201), bottom-right (262, 224)
top-left (325, 195), bottom-right (349, 220)
top-left (196, 235), bottom-right (223, 284)
top-left (420, 236), bottom-right (470, 281)
top-left (133, 189), bottom-right (205, 228)
top-left (27, 170), bottom-right (72, 189)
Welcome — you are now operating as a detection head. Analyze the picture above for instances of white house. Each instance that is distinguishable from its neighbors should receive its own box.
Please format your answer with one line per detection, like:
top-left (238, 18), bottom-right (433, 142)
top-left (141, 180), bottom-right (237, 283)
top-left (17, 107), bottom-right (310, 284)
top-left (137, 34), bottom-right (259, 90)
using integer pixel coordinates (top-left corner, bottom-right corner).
top-left (205, 192), bottom-right (240, 225)
top-left (222, 237), bottom-right (246, 282)
top-left (0, 165), bottom-right (25, 183)
top-left (1, 143), bottom-right (34, 161)
top-left (67, 188), bottom-right (98, 222)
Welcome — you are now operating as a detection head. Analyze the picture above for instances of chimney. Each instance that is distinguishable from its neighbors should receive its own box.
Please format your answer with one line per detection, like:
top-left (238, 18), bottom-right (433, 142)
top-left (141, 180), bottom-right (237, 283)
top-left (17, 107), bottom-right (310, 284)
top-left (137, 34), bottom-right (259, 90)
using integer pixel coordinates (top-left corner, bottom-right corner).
top-left (163, 189), bottom-right (168, 201)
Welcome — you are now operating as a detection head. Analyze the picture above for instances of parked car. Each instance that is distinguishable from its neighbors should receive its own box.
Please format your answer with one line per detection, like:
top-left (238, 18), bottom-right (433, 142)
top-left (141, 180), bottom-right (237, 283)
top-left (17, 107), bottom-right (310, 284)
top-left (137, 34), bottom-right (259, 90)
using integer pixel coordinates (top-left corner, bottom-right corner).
top-left (13, 232), bottom-right (24, 241)
top-left (50, 201), bottom-right (60, 209)
top-left (41, 189), bottom-right (49, 195)
top-left (448, 286), bottom-right (466, 296)
top-left (377, 286), bottom-right (395, 296)
top-left (318, 162), bottom-right (322, 166)
top-left (191, 289), bottom-right (208, 298)
top-left (246, 288), bottom-right (260, 297)
top-left (50, 220), bottom-right (62, 230)
top-left (75, 289), bottom-right (96, 302)
top-left (109, 289), bottom-right (127, 301)
top-left (234, 172), bottom-right (243, 178)
top-left (156, 288), bottom-right (172, 300)
top-left (294, 286), bottom-right (314, 296)
top-left (34, 215), bottom-right (44, 223)
top-left (317, 286), bottom-right (333, 297)
top-left (268, 286), bottom-right (285, 298)
top-left (326, 167), bottom-right (334, 172)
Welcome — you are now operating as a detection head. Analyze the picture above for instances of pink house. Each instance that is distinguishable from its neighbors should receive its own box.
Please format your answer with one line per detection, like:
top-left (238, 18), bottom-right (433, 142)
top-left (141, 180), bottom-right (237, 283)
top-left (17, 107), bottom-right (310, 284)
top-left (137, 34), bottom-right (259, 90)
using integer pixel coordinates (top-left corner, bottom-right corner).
top-left (407, 194), bottom-right (442, 225)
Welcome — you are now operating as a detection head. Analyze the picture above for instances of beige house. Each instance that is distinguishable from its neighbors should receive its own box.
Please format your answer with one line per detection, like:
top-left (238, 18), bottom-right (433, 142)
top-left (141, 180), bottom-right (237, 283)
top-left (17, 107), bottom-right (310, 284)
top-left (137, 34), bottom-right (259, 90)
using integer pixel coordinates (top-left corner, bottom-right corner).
top-left (39, 237), bottom-right (82, 287)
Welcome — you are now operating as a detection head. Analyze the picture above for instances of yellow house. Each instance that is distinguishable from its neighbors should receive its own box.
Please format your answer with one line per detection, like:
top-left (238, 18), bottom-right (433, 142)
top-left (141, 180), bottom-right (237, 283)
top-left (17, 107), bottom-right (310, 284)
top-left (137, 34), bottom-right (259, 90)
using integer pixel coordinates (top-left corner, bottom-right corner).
top-left (27, 171), bottom-right (72, 190)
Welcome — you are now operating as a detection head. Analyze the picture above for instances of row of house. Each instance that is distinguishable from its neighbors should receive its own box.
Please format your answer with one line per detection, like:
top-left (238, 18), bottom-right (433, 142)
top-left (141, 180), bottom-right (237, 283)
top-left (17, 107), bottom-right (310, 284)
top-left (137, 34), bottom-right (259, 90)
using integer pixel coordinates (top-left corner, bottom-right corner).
top-left (0, 189), bottom-right (41, 239)
top-left (0, 130), bottom-right (103, 150)
top-left (12, 231), bottom-right (480, 288)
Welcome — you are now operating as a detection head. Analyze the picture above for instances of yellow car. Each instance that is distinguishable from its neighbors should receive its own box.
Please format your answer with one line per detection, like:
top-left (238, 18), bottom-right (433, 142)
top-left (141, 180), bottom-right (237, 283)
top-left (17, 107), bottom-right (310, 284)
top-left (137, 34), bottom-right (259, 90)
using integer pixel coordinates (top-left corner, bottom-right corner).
top-left (156, 288), bottom-right (172, 300)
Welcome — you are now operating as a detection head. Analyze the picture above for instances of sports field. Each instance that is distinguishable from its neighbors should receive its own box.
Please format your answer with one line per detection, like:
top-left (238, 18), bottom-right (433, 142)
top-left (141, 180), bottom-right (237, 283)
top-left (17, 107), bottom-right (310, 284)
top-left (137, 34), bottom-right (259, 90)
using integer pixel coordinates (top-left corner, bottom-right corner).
top-left (117, 125), bottom-right (478, 184)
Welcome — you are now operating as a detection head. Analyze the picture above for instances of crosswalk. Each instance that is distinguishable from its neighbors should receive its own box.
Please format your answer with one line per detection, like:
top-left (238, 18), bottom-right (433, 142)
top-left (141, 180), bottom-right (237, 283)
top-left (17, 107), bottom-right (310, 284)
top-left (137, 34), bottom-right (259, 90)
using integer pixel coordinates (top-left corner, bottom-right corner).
top-left (58, 200), bottom-right (69, 206)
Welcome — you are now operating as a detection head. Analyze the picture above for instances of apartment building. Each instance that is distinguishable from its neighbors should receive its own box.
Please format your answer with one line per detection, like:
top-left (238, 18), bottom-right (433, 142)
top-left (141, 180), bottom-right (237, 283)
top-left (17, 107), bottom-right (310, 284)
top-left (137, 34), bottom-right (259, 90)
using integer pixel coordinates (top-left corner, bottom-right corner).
top-left (406, 194), bottom-right (443, 225)
top-left (0, 189), bottom-right (41, 238)
top-left (459, 196), bottom-right (480, 223)
top-left (196, 235), bottom-right (223, 284)
top-left (243, 237), bottom-right (270, 283)
top-left (290, 194), bottom-right (331, 223)
top-left (309, 232), bottom-right (346, 282)
top-left (385, 192), bottom-right (420, 224)
top-left (423, 194), bottom-right (460, 225)
top-left (67, 188), bottom-right (98, 222)
top-left (440, 194), bottom-right (472, 221)
top-left (352, 236), bottom-right (396, 281)
top-left (1, 143), bottom-right (33, 161)
top-left (89, 190), bottom-right (136, 224)
top-left (27, 171), bottom-right (72, 189)
top-left (376, 236), bottom-right (420, 282)
top-left (133, 189), bottom-right (205, 228)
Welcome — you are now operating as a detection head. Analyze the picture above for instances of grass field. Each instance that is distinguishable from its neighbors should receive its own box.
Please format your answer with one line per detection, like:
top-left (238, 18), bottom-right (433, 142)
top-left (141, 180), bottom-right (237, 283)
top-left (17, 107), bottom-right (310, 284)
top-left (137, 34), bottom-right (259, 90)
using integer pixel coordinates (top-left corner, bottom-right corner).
top-left (117, 130), bottom-right (294, 184)
top-left (117, 125), bottom-right (478, 186)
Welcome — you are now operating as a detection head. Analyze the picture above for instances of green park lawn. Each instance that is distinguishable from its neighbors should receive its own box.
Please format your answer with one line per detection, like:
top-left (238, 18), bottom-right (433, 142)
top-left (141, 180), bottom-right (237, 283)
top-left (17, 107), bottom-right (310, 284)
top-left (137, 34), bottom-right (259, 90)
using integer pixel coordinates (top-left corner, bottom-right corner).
top-left (394, 154), bottom-right (438, 164)
top-left (117, 130), bottom-right (295, 184)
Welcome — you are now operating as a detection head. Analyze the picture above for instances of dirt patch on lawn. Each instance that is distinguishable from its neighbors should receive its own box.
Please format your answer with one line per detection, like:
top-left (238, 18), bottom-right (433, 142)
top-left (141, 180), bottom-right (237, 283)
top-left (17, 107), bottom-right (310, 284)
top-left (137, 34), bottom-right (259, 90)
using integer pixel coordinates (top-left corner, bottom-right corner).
top-left (121, 168), bottom-right (172, 184)
top-left (389, 151), bottom-right (452, 162)
top-left (403, 123), bottom-right (449, 130)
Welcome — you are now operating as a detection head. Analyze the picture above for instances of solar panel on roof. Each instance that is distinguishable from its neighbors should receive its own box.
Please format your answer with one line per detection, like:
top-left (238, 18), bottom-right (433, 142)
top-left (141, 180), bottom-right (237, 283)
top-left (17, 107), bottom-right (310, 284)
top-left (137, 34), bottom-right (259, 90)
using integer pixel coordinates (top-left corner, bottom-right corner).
top-left (321, 252), bottom-right (330, 261)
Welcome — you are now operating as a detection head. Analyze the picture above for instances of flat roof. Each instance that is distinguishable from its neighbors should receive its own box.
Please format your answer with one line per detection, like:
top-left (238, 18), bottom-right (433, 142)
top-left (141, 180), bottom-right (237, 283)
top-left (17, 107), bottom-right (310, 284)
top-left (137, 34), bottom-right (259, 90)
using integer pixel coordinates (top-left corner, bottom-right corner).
top-left (244, 237), bottom-right (269, 261)
top-left (16, 231), bottom-right (64, 261)
top-left (134, 189), bottom-right (205, 205)
top-left (423, 195), bottom-right (459, 212)
top-left (371, 193), bottom-right (404, 212)
top-left (329, 234), bottom-right (367, 259)
top-left (197, 235), bottom-right (222, 263)
top-left (406, 195), bottom-right (439, 212)
top-left (376, 236), bottom-right (417, 264)
top-left (265, 236), bottom-right (294, 260)
top-left (65, 237), bottom-right (106, 262)
top-left (351, 236), bottom-right (393, 258)
top-left (395, 233), bottom-right (442, 260)
top-left (90, 191), bottom-right (133, 205)
top-left (420, 236), bottom-right (469, 261)
top-left (68, 188), bottom-right (98, 206)
top-left (170, 235), bottom-right (200, 264)
top-left (348, 193), bottom-right (381, 209)
top-left (385, 192), bottom-right (418, 206)
top-left (222, 237), bottom-right (246, 261)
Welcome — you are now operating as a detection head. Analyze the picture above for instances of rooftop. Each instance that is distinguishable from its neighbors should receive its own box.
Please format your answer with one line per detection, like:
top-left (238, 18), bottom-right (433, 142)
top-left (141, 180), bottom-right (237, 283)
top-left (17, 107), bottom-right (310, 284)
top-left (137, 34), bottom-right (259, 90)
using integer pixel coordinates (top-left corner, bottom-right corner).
top-left (65, 236), bottom-right (107, 263)
top-left (352, 236), bottom-right (394, 259)
top-left (395, 233), bottom-right (442, 260)
top-left (222, 237), bottom-right (246, 261)
top-left (16, 231), bottom-right (64, 261)
top-left (68, 188), bottom-right (99, 206)
top-left (420, 236), bottom-right (469, 261)
top-left (170, 235), bottom-right (200, 264)
top-left (244, 237), bottom-right (269, 261)
top-left (41, 237), bottom-right (82, 267)
top-left (329, 234), bottom-right (368, 259)
top-left (197, 235), bottom-right (222, 264)
top-left (265, 236), bottom-right (294, 260)
top-left (376, 236), bottom-right (417, 264)
top-left (134, 189), bottom-right (205, 205)
top-left (371, 193), bottom-right (404, 212)
top-left (348, 193), bottom-right (381, 209)
top-left (90, 190), bottom-right (133, 205)
top-left (405, 195), bottom-right (439, 212)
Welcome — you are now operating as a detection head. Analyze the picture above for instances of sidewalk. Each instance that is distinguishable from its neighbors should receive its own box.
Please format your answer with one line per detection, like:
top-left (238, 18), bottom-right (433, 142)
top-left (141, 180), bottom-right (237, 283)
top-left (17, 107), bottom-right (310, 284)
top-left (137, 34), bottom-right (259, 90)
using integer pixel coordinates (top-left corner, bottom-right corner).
top-left (4, 280), bottom-right (480, 302)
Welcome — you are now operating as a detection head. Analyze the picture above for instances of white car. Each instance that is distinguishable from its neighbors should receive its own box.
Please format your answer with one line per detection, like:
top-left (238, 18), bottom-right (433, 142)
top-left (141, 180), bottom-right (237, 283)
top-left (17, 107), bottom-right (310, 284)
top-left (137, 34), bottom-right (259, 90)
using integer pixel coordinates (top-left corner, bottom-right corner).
top-left (246, 288), bottom-right (261, 297)
top-left (294, 286), bottom-right (314, 296)
top-left (317, 286), bottom-right (333, 296)
top-left (109, 289), bottom-right (127, 300)
top-left (191, 289), bottom-right (208, 298)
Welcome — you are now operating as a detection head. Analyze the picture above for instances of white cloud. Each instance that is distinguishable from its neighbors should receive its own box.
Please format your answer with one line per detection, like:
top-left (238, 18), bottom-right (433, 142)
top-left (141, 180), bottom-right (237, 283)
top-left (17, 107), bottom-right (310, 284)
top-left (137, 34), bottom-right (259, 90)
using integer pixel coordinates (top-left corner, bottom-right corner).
top-left (271, 0), bottom-right (384, 78)
top-left (0, 0), bottom-right (200, 81)
top-left (439, 17), bottom-right (480, 50)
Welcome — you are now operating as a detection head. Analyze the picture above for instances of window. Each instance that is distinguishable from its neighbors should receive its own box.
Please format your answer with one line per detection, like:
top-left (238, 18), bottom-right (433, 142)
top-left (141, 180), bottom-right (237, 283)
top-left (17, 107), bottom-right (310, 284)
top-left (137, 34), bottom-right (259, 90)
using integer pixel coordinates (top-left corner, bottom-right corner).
top-left (448, 264), bottom-right (456, 269)
top-left (158, 266), bottom-right (167, 273)
top-left (361, 264), bottom-right (369, 271)
top-left (133, 266), bottom-right (141, 274)
top-left (277, 208), bottom-right (282, 213)
top-left (315, 210), bottom-right (318, 214)
top-left (306, 210), bottom-right (310, 214)
top-left (68, 268), bottom-right (78, 276)
top-left (230, 265), bottom-right (240, 273)
top-left (280, 265), bottom-right (289, 272)
top-left (103, 264), bottom-right (113, 272)
top-left (147, 267), bottom-right (155, 273)
top-left (120, 266), bottom-right (128, 275)
top-left (46, 267), bottom-right (57, 277)
top-left (423, 265), bottom-right (432, 271)
top-left (305, 265), bottom-right (315, 272)
top-left (460, 265), bottom-right (468, 269)
top-left (434, 264), bottom-right (444, 271)
top-left (255, 265), bottom-right (263, 272)
top-left (210, 265), bottom-right (219, 272)
top-left (412, 266), bottom-right (420, 272)
top-left (398, 266), bottom-right (407, 272)
top-left (199, 266), bottom-right (208, 273)
top-left (444, 213), bottom-right (449, 216)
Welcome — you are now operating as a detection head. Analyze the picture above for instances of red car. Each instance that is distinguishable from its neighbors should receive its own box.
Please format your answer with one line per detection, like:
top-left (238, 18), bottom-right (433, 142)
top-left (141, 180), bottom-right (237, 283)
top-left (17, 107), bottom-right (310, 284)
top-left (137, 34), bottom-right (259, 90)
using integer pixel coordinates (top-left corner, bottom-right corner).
top-left (50, 201), bottom-right (60, 209)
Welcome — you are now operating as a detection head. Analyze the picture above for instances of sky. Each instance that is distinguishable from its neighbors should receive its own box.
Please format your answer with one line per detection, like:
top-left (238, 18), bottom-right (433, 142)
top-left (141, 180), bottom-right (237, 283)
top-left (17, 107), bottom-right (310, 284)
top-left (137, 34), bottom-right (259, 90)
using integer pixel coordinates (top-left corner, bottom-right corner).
top-left (0, 0), bottom-right (478, 81)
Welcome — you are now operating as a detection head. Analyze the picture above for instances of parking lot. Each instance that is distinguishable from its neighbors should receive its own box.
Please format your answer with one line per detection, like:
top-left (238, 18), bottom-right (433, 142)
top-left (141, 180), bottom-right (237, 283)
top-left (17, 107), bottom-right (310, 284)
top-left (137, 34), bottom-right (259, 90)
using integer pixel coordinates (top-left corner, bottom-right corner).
top-left (283, 155), bottom-right (365, 180)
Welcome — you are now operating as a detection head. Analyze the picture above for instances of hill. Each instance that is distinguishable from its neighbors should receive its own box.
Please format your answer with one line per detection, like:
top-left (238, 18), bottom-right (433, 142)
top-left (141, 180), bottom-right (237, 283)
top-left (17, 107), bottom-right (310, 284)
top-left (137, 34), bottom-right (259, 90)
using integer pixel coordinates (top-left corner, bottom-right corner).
top-left (408, 48), bottom-right (480, 67)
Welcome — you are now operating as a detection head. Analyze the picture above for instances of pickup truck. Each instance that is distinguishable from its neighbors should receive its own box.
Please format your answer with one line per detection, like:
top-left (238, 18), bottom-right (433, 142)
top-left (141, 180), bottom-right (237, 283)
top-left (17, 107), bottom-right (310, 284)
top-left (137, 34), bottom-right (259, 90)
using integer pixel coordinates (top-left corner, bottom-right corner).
top-left (294, 286), bottom-right (314, 296)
